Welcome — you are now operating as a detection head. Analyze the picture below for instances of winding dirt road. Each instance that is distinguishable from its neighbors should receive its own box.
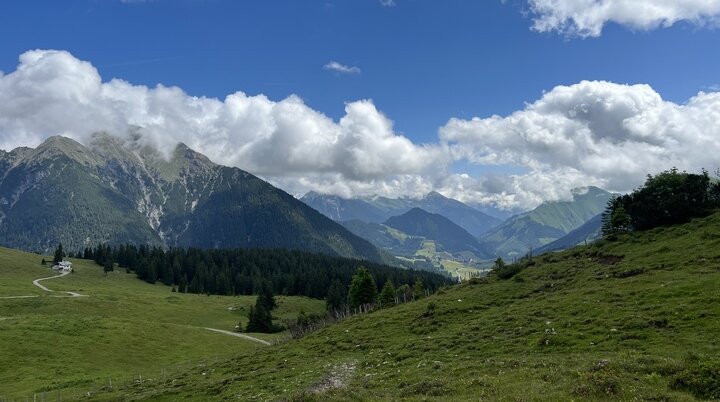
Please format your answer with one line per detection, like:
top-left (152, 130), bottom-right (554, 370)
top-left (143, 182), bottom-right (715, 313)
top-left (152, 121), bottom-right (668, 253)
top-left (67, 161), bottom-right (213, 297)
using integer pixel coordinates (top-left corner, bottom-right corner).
top-left (0, 270), bottom-right (86, 299)
top-left (32, 271), bottom-right (86, 297)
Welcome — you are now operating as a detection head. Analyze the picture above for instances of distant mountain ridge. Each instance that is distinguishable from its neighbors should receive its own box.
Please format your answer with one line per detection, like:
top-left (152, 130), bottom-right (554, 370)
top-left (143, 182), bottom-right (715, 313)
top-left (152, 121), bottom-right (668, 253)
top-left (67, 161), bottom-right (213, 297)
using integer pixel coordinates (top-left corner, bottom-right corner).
top-left (536, 213), bottom-right (603, 254)
top-left (0, 134), bottom-right (392, 264)
top-left (478, 187), bottom-right (612, 259)
top-left (301, 191), bottom-right (501, 237)
top-left (384, 207), bottom-right (489, 257)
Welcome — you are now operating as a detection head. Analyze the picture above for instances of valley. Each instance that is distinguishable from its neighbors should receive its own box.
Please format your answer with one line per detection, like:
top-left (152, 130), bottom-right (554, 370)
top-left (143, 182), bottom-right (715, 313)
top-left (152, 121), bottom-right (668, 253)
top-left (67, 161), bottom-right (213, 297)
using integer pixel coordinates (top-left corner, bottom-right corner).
top-left (2, 5), bottom-right (718, 400)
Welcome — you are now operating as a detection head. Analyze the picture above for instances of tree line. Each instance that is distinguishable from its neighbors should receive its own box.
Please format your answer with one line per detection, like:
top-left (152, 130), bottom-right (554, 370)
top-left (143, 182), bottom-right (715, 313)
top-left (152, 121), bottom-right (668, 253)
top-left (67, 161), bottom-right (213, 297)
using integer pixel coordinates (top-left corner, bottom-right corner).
top-left (71, 244), bottom-right (453, 300)
top-left (602, 168), bottom-right (720, 236)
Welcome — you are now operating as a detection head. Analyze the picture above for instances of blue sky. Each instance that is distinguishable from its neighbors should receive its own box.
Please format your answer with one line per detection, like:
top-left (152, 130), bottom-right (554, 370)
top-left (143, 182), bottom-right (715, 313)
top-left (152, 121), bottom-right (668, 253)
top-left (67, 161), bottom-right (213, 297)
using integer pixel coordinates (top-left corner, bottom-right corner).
top-left (1, 0), bottom-right (720, 209)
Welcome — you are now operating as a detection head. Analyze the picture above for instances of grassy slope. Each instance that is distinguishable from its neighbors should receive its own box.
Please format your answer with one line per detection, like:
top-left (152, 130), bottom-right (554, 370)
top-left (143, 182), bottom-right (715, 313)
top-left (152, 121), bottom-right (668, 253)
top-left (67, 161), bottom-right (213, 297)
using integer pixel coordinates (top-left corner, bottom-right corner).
top-left (99, 212), bottom-right (720, 401)
top-left (0, 248), bottom-right (323, 398)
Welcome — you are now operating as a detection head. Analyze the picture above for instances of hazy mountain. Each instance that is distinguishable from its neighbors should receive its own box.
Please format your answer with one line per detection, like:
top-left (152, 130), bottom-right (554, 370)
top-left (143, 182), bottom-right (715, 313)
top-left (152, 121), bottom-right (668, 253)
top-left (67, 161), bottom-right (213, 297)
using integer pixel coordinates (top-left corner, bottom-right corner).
top-left (0, 134), bottom-right (392, 264)
top-left (478, 187), bottom-right (612, 259)
top-left (340, 220), bottom-right (425, 257)
top-left (466, 202), bottom-right (522, 221)
top-left (384, 207), bottom-right (489, 257)
top-left (300, 192), bottom-right (386, 222)
top-left (301, 191), bottom-right (501, 236)
top-left (536, 213), bottom-right (603, 254)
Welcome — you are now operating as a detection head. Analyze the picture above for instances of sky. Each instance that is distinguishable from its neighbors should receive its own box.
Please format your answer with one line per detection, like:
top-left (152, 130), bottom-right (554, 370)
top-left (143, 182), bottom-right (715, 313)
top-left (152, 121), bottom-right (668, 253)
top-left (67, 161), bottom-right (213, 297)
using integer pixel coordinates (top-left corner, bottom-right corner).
top-left (1, 0), bottom-right (720, 210)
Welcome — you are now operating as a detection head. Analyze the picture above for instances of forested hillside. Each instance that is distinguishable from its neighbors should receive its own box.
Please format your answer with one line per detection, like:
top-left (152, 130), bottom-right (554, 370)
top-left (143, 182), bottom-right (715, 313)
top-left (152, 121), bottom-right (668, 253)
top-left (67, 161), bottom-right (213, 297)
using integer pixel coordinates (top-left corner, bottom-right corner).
top-left (79, 244), bottom-right (451, 299)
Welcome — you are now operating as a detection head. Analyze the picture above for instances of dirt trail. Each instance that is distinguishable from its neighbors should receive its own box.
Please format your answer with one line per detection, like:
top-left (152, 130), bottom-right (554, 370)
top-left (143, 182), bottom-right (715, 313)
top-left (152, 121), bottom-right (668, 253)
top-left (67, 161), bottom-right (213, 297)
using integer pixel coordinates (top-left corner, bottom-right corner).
top-left (32, 271), bottom-right (87, 297)
top-left (203, 327), bottom-right (272, 346)
top-left (0, 270), bottom-right (86, 299)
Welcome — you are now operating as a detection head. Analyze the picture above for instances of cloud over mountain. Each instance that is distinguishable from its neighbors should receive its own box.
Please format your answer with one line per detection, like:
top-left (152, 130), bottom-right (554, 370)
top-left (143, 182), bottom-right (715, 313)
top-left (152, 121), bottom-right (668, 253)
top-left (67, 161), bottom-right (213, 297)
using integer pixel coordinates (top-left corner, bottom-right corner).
top-left (0, 49), bottom-right (447, 182)
top-left (1, 50), bottom-right (719, 211)
top-left (441, 80), bottom-right (720, 206)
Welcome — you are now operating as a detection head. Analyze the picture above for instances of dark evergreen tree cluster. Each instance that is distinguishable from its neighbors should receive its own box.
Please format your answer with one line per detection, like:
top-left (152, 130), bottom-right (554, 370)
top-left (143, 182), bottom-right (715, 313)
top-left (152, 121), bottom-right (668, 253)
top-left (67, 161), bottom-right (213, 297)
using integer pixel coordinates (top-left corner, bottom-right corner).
top-left (78, 244), bottom-right (452, 300)
top-left (602, 168), bottom-right (720, 236)
top-left (245, 280), bottom-right (280, 333)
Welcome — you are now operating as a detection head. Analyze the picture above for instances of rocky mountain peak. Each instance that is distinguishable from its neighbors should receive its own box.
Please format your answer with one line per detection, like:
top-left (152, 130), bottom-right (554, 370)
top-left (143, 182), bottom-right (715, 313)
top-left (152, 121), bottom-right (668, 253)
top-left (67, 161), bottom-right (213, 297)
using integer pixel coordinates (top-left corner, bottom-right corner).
top-left (26, 135), bottom-right (100, 167)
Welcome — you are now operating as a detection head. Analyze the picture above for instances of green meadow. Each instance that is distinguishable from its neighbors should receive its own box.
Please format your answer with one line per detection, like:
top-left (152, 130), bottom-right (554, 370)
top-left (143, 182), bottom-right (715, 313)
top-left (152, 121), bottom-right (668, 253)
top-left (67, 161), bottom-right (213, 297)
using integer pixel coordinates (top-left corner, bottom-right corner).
top-left (0, 248), bottom-right (323, 399)
top-left (89, 212), bottom-right (720, 401)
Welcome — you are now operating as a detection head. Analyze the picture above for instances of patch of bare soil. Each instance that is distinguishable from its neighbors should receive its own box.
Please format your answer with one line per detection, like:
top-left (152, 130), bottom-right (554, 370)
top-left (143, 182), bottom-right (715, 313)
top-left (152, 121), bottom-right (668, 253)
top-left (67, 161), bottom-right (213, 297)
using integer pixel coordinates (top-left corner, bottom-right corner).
top-left (309, 361), bottom-right (357, 394)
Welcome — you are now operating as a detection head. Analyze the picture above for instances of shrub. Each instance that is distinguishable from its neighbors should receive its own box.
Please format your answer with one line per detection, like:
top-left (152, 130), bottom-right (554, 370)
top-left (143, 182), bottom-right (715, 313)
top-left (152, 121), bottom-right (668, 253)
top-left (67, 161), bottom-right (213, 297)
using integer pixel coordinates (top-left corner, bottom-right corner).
top-left (670, 359), bottom-right (720, 399)
top-left (493, 263), bottom-right (525, 280)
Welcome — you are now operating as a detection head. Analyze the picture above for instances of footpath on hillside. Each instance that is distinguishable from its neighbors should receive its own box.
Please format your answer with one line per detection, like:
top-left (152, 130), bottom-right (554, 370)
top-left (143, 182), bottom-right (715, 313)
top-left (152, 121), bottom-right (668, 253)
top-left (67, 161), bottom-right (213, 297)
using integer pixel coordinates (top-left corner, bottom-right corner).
top-left (0, 268), bottom-right (270, 346)
top-left (0, 270), bottom-right (86, 299)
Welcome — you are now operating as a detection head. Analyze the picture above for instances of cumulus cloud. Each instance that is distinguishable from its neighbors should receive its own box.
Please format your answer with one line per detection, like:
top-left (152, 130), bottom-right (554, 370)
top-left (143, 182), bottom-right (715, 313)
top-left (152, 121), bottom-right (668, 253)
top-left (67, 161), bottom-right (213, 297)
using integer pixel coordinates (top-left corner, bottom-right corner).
top-left (0, 49), bottom-right (447, 185)
top-left (440, 80), bottom-right (720, 208)
top-left (323, 61), bottom-right (361, 75)
top-left (528, 0), bottom-right (720, 37)
top-left (1, 50), bottom-right (719, 211)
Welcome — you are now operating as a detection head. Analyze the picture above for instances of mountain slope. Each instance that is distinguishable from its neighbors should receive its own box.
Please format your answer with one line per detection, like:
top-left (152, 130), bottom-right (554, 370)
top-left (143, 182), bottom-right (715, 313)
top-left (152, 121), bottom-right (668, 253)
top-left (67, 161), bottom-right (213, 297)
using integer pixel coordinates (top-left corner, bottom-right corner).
top-left (301, 191), bottom-right (501, 237)
top-left (300, 192), bottom-right (387, 222)
top-left (384, 207), bottom-right (488, 256)
top-left (479, 186), bottom-right (612, 259)
top-left (92, 212), bottom-right (720, 401)
top-left (537, 213), bottom-right (603, 254)
top-left (0, 134), bottom-right (390, 264)
top-left (340, 219), bottom-right (425, 257)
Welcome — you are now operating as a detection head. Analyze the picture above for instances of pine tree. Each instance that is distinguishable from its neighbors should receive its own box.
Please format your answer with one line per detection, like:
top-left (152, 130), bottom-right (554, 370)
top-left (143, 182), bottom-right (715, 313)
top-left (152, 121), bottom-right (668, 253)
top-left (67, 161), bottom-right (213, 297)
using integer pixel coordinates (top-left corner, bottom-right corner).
top-left (413, 278), bottom-right (425, 300)
top-left (378, 280), bottom-right (396, 308)
top-left (52, 243), bottom-right (65, 265)
top-left (325, 279), bottom-right (346, 312)
top-left (348, 267), bottom-right (377, 308)
top-left (103, 260), bottom-right (114, 274)
top-left (257, 280), bottom-right (277, 311)
top-left (246, 301), bottom-right (274, 333)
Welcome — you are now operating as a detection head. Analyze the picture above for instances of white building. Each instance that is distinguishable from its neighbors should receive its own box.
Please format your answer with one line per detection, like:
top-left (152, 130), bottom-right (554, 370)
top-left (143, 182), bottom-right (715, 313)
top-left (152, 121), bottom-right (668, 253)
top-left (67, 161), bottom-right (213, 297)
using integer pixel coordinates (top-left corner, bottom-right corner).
top-left (53, 260), bottom-right (73, 273)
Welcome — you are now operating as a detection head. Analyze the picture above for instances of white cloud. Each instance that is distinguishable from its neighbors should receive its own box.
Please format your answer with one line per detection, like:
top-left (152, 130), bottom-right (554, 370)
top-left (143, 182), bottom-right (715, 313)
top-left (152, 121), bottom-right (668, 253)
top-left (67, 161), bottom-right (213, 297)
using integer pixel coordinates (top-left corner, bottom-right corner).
top-left (0, 49), bottom-right (446, 186)
top-left (1, 50), bottom-right (719, 211)
top-left (528, 0), bottom-right (720, 37)
top-left (324, 61), bottom-right (361, 75)
top-left (440, 80), bottom-right (720, 208)
top-left (379, 0), bottom-right (397, 6)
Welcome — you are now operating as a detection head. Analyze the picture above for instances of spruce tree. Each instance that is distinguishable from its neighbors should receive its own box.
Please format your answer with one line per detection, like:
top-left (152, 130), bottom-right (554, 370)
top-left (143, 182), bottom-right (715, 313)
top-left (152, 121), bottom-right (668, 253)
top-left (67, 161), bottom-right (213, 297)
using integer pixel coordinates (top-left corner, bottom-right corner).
top-left (52, 243), bottom-right (65, 265)
top-left (413, 278), bottom-right (425, 300)
top-left (257, 280), bottom-right (277, 311)
top-left (378, 280), bottom-right (396, 308)
top-left (325, 279), bottom-right (346, 312)
top-left (246, 301), bottom-right (274, 333)
top-left (348, 267), bottom-right (377, 308)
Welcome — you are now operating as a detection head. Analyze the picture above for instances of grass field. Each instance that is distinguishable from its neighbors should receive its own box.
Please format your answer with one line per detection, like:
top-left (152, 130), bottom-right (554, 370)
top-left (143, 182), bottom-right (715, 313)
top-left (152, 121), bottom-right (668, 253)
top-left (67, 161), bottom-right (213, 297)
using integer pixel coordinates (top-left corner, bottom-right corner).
top-left (439, 259), bottom-right (487, 280)
top-left (412, 240), bottom-right (485, 279)
top-left (0, 248), bottom-right (324, 399)
top-left (88, 212), bottom-right (720, 401)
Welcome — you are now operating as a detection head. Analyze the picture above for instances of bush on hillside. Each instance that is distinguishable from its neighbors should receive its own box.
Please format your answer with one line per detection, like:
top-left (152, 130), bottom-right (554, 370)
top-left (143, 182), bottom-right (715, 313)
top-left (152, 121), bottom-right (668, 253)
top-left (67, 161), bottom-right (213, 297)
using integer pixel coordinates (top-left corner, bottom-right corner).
top-left (671, 358), bottom-right (720, 399)
top-left (602, 168), bottom-right (720, 237)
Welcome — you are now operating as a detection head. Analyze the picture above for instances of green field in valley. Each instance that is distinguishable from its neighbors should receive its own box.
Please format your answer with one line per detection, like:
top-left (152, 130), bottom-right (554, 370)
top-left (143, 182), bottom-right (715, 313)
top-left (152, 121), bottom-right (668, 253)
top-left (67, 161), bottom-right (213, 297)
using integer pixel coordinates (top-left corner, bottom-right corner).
top-left (0, 248), bottom-right (323, 399)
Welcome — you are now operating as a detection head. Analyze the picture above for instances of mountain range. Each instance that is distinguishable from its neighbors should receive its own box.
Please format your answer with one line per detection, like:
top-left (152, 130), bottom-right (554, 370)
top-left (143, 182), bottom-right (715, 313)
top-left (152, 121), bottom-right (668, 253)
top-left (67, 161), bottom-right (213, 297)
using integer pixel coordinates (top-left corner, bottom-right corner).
top-left (477, 186), bottom-right (612, 259)
top-left (0, 134), bottom-right (392, 264)
top-left (301, 190), bottom-right (501, 237)
top-left (384, 208), bottom-right (488, 256)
